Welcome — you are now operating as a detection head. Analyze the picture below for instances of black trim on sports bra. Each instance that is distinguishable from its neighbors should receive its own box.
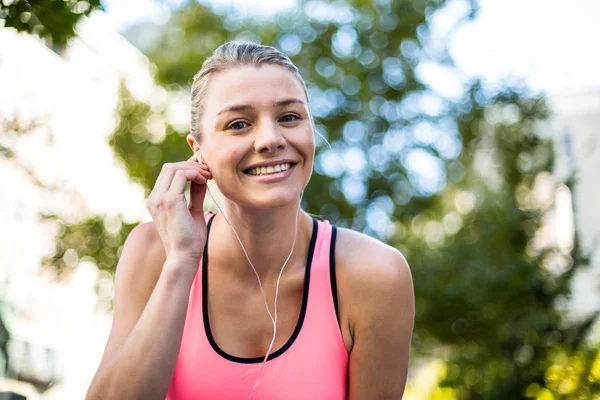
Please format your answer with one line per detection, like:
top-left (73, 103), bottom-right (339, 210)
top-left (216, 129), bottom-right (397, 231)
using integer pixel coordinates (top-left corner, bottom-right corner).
top-left (329, 225), bottom-right (340, 327)
top-left (202, 212), bottom-right (318, 364)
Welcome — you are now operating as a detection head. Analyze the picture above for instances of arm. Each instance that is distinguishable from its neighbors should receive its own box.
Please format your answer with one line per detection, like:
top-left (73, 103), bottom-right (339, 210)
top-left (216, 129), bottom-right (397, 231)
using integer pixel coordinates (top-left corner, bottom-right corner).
top-left (86, 222), bottom-right (199, 400)
top-left (347, 246), bottom-right (414, 399)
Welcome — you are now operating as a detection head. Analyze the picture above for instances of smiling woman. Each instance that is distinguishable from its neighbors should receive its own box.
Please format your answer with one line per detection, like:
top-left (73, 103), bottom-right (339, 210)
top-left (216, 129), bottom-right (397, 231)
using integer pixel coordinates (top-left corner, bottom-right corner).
top-left (86, 42), bottom-right (414, 400)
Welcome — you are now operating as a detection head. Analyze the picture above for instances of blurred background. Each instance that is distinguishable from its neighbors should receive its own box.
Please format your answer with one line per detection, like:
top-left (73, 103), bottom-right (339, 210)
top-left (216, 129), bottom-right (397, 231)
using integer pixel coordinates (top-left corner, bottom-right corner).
top-left (1, 0), bottom-right (599, 398)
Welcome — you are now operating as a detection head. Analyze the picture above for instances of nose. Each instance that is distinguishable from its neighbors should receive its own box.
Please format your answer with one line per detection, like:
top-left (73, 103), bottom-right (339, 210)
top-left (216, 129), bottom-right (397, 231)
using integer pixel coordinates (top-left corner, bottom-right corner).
top-left (253, 118), bottom-right (286, 153)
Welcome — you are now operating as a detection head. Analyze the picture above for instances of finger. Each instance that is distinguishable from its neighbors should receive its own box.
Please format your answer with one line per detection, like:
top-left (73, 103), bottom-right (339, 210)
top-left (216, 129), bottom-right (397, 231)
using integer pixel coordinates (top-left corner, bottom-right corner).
top-left (191, 171), bottom-right (208, 185)
top-left (188, 159), bottom-right (211, 174)
top-left (197, 168), bottom-right (212, 180)
top-left (152, 162), bottom-right (205, 198)
top-left (150, 163), bottom-right (178, 199)
top-left (189, 159), bottom-right (212, 179)
top-left (187, 161), bottom-right (212, 180)
top-left (168, 169), bottom-right (206, 196)
top-left (187, 154), bottom-right (210, 174)
top-left (189, 178), bottom-right (207, 219)
top-left (186, 153), bottom-right (212, 177)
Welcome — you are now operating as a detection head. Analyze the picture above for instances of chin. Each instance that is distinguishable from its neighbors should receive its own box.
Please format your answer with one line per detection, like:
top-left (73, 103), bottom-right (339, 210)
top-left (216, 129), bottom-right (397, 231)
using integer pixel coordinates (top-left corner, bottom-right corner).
top-left (247, 188), bottom-right (302, 209)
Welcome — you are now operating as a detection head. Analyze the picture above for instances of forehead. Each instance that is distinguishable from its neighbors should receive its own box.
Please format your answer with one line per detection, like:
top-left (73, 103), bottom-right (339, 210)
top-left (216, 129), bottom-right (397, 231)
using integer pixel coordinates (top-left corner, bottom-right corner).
top-left (203, 64), bottom-right (307, 114)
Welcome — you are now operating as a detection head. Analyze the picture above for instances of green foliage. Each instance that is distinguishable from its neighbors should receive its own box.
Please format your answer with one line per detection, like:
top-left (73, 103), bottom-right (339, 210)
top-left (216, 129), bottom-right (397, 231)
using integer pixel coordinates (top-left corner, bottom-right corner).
top-left (108, 83), bottom-right (194, 197)
top-left (0, 0), bottom-right (102, 48)
top-left (40, 212), bottom-right (138, 276)
top-left (147, 2), bottom-right (235, 85)
top-left (408, 87), bottom-right (598, 398)
top-left (0, 309), bottom-right (9, 375)
top-left (38, 0), bottom-right (599, 397)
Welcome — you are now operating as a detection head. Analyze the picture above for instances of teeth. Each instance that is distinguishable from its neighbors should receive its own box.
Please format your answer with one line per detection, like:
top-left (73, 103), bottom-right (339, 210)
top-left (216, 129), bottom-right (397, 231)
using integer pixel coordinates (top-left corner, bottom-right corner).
top-left (248, 163), bottom-right (292, 176)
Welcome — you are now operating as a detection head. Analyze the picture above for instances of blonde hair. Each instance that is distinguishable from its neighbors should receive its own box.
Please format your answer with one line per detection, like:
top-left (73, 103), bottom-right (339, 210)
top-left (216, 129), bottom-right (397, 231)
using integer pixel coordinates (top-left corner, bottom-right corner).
top-left (190, 41), bottom-right (310, 142)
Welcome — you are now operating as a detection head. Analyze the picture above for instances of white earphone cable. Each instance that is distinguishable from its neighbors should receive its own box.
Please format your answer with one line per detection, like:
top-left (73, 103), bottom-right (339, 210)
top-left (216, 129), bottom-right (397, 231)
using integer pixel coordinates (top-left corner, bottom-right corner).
top-left (203, 181), bottom-right (303, 400)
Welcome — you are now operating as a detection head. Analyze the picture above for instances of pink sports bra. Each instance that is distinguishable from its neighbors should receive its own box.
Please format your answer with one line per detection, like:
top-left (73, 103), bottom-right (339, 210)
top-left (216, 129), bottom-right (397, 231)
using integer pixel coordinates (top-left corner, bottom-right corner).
top-left (166, 211), bottom-right (349, 399)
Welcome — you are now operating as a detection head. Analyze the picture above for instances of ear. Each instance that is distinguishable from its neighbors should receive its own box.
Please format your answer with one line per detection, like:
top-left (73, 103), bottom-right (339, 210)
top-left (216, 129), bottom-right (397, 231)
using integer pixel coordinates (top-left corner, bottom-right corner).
top-left (186, 134), bottom-right (205, 164)
top-left (186, 134), bottom-right (201, 154)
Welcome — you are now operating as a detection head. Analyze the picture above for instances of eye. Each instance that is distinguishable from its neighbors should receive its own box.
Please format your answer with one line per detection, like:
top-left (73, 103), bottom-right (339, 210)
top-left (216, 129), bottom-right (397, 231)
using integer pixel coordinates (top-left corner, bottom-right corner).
top-left (280, 114), bottom-right (300, 123)
top-left (228, 120), bottom-right (249, 130)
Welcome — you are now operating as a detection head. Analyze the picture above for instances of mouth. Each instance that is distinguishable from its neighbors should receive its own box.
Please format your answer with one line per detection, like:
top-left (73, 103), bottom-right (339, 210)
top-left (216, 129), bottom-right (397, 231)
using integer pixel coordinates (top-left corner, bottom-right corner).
top-left (242, 162), bottom-right (298, 183)
top-left (242, 162), bottom-right (298, 176)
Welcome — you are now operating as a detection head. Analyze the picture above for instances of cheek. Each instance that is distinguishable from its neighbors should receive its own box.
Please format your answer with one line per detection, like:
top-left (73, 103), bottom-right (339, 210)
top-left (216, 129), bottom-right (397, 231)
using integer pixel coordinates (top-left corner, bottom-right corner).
top-left (295, 132), bottom-right (315, 176)
top-left (301, 130), bottom-right (316, 160)
top-left (214, 141), bottom-right (247, 175)
top-left (294, 124), bottom-right (315, 149)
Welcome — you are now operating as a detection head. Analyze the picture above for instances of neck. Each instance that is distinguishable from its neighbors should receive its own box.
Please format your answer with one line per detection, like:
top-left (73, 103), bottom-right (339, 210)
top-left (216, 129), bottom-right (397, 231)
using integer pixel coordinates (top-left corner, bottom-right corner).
top-left (209, 199), bottom-right (314, 284)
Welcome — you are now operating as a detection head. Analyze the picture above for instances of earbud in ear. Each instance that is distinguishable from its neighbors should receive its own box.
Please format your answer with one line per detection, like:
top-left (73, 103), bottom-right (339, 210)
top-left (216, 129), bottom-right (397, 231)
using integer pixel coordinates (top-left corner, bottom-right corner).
top-left (197, 156), bottom-right (211, 174)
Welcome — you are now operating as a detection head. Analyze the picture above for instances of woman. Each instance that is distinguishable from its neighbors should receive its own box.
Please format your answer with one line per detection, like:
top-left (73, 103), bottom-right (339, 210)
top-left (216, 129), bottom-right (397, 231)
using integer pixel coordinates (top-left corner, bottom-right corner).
top-left (86, 42), bottom-right (414, 400)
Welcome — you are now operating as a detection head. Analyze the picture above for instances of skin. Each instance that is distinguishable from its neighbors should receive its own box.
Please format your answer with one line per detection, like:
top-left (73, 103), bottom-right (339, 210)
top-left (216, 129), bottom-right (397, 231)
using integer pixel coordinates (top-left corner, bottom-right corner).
top-left (188, 64), bottom-right (415, 398)
top-left (87, 64), bottom-right (414, 400)
top-left (188, 64), bottom-right (316, 284)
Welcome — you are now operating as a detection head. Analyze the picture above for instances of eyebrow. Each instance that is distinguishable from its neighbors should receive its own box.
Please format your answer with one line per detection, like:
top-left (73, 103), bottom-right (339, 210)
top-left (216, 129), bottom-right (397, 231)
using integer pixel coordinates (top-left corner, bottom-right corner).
top-left (217, 98), bottom-right (306, 116)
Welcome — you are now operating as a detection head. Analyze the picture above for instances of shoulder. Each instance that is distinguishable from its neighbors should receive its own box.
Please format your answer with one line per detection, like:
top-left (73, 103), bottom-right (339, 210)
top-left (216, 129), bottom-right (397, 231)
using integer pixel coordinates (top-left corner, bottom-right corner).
top-left (93, 221), bottom-right (168, 374)
top-left (115, 221), bottom-right (166, 285)
top-left (118, 212), bottom-right (216, 280)
top-left (333, 226), bottom-right (414, 396)
top-left (334, 226), bottom-right (412, 293)
top-left (333, 226), bottom-right (413, 342)
top-left (120, 210), bottom-right (215, 277)
top-left (125, 221), bottom-right (164, 254)
top-left (129, 220), bottom-right (161, 242)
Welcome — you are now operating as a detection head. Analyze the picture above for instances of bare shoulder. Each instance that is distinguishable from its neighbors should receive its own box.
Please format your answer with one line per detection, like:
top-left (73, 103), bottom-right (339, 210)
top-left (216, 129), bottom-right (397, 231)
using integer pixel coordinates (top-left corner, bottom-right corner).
top-left (334, 226), bottom-right (413, 350)
top-left (115, 221), bottom-right (166, 285)
top-left (111, 221), bottom-right (168, 325)
top-left (334, 226), bottom-right (412, 291)
top-left (95, 221), bottom-right (167, 370)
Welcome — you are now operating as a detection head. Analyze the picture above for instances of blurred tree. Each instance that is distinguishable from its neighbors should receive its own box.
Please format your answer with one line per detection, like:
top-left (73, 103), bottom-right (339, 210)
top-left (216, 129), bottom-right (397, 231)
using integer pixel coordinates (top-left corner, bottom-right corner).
top-left (0, 115), bottom-right (64, 384)
top-left (0, 302), bottom-right (8, 375)
top-left (0, 116), bottom-right (51, 376)
top-left (43, 0), bottom-right (600, 398)
top-left (0, 0), bottom-right (102, 48)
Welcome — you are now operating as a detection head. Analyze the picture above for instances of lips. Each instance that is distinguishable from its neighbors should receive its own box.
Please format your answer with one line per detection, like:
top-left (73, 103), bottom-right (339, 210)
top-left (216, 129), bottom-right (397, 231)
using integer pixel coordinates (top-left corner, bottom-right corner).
top-left (242, 161), bottom-right (298, 176)
top-left (242, 162), bottom-right (297, 183)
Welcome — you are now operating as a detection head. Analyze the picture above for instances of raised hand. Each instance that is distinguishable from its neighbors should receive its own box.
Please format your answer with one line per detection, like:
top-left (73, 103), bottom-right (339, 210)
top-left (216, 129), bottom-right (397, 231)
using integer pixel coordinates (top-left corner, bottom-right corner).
top-left (146, 153), bottom-right (213, 266)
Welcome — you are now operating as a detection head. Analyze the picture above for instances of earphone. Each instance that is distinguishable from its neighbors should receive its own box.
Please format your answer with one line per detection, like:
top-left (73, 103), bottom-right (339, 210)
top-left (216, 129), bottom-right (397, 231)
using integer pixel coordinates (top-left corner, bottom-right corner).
top-left (197, 154), bottom-right (303, 399)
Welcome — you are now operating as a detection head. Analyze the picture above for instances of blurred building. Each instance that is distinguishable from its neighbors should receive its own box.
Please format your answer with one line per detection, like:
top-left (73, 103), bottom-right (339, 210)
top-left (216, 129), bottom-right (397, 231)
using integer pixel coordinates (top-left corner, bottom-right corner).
top-left (548, 90), bottom-right (600, 319)
top-left (0, 11), bottom-right (155, 399)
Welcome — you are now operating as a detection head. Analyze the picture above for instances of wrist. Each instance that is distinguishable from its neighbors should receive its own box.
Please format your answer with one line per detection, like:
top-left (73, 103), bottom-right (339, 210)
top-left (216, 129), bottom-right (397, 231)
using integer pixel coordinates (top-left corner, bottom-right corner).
top-left (163, 254), bottom-right (201, 280)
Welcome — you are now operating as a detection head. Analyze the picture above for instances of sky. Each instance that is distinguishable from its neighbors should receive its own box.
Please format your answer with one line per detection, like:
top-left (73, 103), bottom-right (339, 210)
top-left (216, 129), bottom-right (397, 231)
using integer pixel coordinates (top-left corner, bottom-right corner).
top-left (99, 0), bottom-right (600, 96)
top-left (450, 0), bottom-right (600, 95)
top-left (100, 0), bottom-right (298, 27)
